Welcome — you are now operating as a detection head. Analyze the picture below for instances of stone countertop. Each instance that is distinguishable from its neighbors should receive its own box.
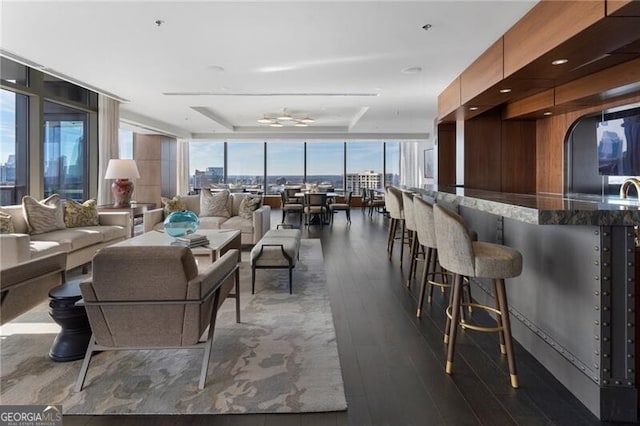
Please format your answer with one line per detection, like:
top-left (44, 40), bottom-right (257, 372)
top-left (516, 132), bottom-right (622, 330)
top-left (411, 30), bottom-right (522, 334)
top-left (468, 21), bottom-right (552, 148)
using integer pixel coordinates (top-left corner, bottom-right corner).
top-left (414, 186), bottom-right (640, 226)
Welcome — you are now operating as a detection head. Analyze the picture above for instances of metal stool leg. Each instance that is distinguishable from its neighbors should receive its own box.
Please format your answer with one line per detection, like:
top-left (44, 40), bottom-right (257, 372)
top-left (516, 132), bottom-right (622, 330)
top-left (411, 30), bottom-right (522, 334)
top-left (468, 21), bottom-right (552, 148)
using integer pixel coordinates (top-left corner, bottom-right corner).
top-left (416, 247), bottom-right (432, 317)
top-left (445, 274), bottom-right (464, 374)
top-left (495, 278), bottom-right (518, 388)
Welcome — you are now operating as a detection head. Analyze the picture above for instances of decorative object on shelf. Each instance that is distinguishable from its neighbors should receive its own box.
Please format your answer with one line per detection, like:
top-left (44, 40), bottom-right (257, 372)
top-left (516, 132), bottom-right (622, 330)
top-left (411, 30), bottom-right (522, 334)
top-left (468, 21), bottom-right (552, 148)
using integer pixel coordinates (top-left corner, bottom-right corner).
top-left (104, 159), bottom-right (141, 207)
top-left (257, 108), bottom-right (315, 128)
top-left (163, 210), bottom-right (199, 237)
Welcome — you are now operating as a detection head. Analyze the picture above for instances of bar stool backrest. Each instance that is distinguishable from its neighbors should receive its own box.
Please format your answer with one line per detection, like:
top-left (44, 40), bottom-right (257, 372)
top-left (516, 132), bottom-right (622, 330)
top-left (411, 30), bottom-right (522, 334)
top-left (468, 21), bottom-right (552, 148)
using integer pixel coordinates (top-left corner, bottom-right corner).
top-left (413, 197), bottom-right (437, 249)
top-left (433, 204), bottom-right (475, 277)
top-left (402, 191), bottom-right (416, 231)
top-left (385, 186), bottom-right (404, 220)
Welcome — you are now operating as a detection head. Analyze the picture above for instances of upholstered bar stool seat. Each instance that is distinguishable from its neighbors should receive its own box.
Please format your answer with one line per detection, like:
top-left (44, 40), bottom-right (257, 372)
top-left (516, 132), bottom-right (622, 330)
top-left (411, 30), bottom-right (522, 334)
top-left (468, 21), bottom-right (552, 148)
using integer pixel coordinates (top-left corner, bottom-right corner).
top-left (433, 204), bottom-right (523, 389)
top-left (385, 186), bottom-right (407, 265)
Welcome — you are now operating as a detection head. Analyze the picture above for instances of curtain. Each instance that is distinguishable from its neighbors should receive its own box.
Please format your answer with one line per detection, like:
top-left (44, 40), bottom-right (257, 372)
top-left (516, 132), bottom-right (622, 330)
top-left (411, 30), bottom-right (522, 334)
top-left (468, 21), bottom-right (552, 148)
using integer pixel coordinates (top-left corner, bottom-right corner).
top-left (97, 95), bottom-right (120, 205)
top-left (177, 139), bottom-right (190, 195)
top-left (400, 141), bottom-right (420, 187)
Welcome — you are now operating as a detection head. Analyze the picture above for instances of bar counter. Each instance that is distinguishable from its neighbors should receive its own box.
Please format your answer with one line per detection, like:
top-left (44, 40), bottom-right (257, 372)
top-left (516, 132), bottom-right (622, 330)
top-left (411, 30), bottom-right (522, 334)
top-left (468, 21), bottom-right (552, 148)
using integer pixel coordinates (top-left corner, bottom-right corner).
top-left (418, 185), bottom-right (640, 226)
top-left (412, 185), bottom-right (639, 422)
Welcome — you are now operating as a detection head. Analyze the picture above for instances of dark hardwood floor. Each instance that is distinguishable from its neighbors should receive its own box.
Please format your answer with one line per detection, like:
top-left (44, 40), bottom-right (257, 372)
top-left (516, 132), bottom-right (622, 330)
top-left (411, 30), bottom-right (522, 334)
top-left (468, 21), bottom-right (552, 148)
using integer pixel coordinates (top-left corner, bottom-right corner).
top-left (65, 209), bottom-right (613, 425)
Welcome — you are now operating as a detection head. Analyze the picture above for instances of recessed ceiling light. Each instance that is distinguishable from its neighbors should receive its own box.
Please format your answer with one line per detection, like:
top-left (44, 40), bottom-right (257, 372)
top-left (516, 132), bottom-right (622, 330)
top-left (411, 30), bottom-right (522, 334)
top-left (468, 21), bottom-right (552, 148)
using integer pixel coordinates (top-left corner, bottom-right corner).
top-left (469, 106), bottom-right (479, 111)
top-left (154, 19), bottom-right (164, 27)
top-left (270, 121), bottom-right (284, 128)
top-left (551, 59), bottom-right (568, 65)
top-left (499, 88), bottom-right (512, 94)
top-left (543, 111), bottom-right (553, 116)
top-left (402, 66), bottom-right (422, 74)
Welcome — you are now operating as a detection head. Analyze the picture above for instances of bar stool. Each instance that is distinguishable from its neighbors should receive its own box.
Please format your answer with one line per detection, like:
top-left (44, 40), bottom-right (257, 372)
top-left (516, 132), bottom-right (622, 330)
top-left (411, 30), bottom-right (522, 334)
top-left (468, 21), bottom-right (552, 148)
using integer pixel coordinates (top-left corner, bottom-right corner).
top-left (433, 204), bottom-right (523, 388)
top-left (413, 197), bottom-right (458, 316)
top-left (385, 186), bottom-right (406, 265)
top-left (402, 191), bottom-right (420, 287)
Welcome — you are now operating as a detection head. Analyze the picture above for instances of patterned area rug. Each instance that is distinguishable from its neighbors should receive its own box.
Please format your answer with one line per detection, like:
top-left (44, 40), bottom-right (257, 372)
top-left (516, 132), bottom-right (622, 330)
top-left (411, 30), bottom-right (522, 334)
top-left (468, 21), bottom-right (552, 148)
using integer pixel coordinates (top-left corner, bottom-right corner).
top-left (0, 239), bottom-right (347, 414)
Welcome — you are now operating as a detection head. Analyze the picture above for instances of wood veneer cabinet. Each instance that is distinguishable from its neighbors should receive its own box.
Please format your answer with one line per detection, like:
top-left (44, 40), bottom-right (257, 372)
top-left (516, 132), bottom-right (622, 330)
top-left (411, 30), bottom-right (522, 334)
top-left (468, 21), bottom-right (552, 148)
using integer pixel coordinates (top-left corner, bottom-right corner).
top-left (436, 0), bottom-right (640, 195)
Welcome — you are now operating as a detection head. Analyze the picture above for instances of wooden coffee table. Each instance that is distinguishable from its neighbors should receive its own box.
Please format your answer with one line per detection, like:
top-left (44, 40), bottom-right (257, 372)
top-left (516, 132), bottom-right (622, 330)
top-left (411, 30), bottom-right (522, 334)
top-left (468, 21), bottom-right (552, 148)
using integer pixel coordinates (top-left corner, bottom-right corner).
top-left (112, 229), bottom-right (242, 262)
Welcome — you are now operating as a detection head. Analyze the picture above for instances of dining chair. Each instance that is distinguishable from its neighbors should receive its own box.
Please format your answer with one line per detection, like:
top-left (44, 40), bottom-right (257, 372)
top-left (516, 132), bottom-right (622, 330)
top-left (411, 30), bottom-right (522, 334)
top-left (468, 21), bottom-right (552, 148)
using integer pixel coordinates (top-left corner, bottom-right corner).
top-left (303, 193), bottom-right (328, 228)
top-left (329, 191), bottom-right (352, 224)
top-left (280, 191), bottom-right (303, 224)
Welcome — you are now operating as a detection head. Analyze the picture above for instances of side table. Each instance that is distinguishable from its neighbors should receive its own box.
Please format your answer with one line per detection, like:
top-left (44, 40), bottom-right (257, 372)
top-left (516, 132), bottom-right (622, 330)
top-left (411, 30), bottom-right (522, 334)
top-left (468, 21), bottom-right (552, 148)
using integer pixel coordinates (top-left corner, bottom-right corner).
top-left (97, 203), bottom-right (156, 237)
top-left (48, 279), bottom-right (92, 362)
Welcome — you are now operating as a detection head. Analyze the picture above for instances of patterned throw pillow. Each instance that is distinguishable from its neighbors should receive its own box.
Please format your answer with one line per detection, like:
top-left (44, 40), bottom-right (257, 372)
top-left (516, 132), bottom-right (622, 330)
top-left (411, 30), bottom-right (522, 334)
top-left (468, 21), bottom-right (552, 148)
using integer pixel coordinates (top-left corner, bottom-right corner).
top-left (161, 196), bottom-right (187, 217)
top-left (22, 194), bottom-right (66, 235)
top-left (64, 199), bottom-right (100, 228)
top-left (238, 195), bottom-right (262, 219)
top-left (0, 211), bottom-right (15, 234)
top-left (200, 189), bottom-right (231, 218)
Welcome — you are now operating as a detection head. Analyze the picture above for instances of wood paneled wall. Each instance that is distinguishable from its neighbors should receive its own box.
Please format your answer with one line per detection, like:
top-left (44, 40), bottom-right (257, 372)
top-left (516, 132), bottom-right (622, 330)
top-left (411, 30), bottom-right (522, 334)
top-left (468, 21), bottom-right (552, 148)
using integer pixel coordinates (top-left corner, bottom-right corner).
top-left (437, 123), bottom-right (456, 185)
top-left (464, 109), bottom-right (503, 191)
top-left (134, 134), bottom-right (174, 205)
top-left (502, 120), bottom-right (536, 193)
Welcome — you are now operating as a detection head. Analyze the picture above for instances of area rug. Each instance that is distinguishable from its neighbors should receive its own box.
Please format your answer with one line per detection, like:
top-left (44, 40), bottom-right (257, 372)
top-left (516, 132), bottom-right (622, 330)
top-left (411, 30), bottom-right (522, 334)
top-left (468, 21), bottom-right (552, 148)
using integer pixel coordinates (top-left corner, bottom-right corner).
top-left (0, 239), bottom-right (347, 415)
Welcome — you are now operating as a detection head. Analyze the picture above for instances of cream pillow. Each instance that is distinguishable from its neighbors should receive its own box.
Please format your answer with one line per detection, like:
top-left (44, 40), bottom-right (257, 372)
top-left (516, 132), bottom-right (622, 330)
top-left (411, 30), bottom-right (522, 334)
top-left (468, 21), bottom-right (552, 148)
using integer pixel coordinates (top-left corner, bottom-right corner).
top-left (200, 189), bottom-right (231, 218)
top-left (64, 199), bottom-right (100, 228)
top-left (22, 194), bottom-right (66, 234)
top-left (238, 195), bottom-right (262, 219)
top-left (0, 211), bottom-right (15, 234)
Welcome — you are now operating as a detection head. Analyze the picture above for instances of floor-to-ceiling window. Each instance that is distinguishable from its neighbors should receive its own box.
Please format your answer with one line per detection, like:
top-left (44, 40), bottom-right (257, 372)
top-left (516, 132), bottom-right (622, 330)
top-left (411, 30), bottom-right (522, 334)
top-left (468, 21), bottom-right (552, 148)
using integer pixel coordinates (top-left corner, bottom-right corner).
top-left (346, 141), bottom-right (384, 194)
top-left (306, 141), bottom-right (344, 189)
top-left (266, 142), bottom-right (304, 194)
top-left (227, 141), bottom-right (264, 187)
top-left (186, 139), bottom-right (402, 195)
top-left (0, 88), bottom-right (28, 205)
top-left (1, 57), bottom-right (97, 204)
top-left (43, 101), bottom-right (88, 201)
top-left (188, 141), bottom-right (225, 189)
top-left (385, 141), bottom-right (400, 187)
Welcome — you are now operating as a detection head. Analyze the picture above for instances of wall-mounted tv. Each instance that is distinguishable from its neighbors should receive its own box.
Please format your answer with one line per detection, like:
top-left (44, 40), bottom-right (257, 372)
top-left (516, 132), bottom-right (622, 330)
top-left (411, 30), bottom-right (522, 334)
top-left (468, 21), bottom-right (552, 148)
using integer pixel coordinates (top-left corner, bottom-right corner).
top-left (597, 107), bottom-right (640, 176)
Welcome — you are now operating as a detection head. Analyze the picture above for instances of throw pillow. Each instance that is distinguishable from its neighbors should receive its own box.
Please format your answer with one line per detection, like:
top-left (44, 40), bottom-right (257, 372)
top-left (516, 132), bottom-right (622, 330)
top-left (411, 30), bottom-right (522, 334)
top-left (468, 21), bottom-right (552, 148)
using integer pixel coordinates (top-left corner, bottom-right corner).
top-left (161, 196), bottom-right (187, 217)
top-left (200, 189), bottom-right (231, 218)
top-left (64, 199), bottom-right (100, 228)
top-left (238, 195), bottom-right (262, 219)
top-left (22, 194), bottom-right (65, 235)
top-left (0, 211), bottom-right (15, 234)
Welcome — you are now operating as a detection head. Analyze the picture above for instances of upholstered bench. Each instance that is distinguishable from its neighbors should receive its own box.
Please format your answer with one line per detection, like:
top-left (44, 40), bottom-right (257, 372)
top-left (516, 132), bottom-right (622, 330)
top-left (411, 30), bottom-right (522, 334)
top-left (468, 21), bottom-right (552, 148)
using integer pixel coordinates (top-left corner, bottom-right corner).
top-left (250, 229), bottom-right (302, 294)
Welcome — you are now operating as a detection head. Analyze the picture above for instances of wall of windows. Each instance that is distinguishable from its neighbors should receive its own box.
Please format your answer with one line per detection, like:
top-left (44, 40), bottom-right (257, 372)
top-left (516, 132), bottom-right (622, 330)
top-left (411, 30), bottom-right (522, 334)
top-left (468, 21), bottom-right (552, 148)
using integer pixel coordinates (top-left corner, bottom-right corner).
top-left (0, 57), bottom-right (97, 205)
top-left (188, 140), bottom-right (401, 196)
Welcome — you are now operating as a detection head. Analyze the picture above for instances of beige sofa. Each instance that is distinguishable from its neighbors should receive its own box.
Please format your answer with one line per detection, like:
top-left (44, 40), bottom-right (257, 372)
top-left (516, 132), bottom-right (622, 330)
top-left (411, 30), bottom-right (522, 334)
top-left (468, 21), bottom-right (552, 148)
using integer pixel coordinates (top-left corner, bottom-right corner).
top-left (143, 193), bottom-right (271, 245)
top-left (0, 204), bottom-right (130, 271)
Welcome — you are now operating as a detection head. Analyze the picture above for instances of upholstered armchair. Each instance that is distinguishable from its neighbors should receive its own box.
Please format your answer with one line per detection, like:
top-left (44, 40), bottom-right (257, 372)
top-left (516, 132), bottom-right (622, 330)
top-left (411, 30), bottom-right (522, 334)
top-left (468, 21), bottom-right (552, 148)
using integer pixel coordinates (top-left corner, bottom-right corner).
top-left (75, 246), bottom-right (240, 391)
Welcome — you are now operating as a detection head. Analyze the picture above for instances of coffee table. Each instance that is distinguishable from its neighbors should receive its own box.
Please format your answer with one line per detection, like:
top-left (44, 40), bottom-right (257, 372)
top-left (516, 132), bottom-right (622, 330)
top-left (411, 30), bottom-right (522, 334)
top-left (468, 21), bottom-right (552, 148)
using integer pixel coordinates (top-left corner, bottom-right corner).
top-left (112, 229), bottom-right (242, 262)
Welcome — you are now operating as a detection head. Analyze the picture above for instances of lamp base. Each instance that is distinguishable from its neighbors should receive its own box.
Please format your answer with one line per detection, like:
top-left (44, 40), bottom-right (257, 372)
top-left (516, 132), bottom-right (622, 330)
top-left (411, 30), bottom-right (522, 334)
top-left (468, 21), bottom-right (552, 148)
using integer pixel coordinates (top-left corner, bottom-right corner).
top-left (111, 179), bottom-right (134, 207)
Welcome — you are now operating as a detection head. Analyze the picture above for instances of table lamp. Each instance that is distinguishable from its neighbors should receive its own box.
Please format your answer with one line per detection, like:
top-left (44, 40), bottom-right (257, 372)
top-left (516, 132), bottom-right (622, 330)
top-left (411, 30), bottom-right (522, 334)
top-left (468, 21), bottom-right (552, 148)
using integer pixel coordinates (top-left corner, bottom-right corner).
top-left (104, 159), bottom-right (141, 207)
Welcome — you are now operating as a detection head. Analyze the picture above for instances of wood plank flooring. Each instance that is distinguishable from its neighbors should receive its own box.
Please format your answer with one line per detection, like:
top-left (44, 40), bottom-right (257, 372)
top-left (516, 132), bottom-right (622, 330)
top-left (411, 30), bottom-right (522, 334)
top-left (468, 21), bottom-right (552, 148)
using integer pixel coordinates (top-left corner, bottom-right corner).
top-left (64, 209), bottom-right (610, 425)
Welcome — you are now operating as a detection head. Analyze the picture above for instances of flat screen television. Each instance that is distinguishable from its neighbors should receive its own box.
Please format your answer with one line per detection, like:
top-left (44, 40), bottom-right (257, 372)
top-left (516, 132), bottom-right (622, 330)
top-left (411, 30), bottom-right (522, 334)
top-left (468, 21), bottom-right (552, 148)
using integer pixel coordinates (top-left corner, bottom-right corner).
top-left (597, 107), bottom-right (640, 176)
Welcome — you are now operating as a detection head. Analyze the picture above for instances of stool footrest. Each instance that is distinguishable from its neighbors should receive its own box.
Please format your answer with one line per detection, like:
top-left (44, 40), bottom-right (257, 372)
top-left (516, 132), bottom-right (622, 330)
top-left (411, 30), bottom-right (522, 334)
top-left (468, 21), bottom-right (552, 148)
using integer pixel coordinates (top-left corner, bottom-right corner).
top-left (446, 303), bottom-right (504, 333)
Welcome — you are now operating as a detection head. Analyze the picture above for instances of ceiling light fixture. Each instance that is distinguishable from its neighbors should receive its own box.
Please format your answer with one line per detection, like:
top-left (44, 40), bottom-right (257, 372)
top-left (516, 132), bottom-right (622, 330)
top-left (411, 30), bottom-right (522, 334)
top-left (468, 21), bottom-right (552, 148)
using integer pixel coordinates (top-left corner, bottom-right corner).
top-left (551, 59), bottom-right (568, 65)
top-left (422, 24), bottom-right (432, 31)
top-left (499, 88), bottom-right (512, 94)
top-left (257, 115), bottom-right (274, 124)
top-left (259, 109), bottom-right (315, 126)
top-left (469, 106), bottom-right (479, 111)
top-left (543, 111), bottom-right (553, 116)
top-left (277, 108), bottom-right (294, 121)
top-left (402, 66), bottom-right (422, 74)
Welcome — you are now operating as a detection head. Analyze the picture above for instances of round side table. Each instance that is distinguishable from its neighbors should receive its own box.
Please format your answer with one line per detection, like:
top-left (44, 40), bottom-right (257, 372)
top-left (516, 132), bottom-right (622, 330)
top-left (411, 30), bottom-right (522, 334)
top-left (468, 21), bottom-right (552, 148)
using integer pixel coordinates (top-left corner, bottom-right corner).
top-left (48, 279), bottom-right (92, 362)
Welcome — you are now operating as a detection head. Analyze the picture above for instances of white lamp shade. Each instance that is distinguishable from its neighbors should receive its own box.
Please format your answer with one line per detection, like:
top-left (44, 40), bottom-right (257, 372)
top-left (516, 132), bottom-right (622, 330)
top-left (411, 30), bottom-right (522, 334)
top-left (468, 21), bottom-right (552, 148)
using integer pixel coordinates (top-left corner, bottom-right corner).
top-left (104, 159), bottom-right (141, 179)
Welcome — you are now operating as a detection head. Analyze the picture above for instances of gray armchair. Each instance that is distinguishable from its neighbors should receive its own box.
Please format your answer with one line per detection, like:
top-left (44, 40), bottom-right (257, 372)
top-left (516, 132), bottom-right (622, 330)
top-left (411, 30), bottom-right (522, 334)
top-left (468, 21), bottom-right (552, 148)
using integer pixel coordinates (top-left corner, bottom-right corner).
top-left (75, 246), bottom-right (240, 391)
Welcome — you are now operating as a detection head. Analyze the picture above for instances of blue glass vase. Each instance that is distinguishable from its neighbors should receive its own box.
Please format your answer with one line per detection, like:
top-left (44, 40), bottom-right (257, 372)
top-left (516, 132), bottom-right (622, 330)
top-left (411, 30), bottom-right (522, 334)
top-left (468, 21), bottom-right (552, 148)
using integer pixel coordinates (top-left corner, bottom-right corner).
top-left (163, 210), bottom-right (199, 237)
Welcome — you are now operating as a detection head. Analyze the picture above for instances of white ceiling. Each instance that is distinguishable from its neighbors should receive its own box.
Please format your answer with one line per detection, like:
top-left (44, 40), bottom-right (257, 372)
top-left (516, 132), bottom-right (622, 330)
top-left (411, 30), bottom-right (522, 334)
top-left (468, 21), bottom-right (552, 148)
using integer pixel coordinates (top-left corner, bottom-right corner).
top-left (0, 0), bottom-right (537, 140)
